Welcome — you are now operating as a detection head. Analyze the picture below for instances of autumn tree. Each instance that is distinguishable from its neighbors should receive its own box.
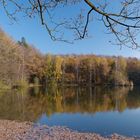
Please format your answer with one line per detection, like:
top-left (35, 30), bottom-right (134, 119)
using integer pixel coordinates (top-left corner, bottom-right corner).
top-left (52, 56), bottom-right (63, 82)
top-left (25, 46), bottom-right (45, 84)
top-left (64, 56), bottom-right (78, 83)
top-left (0, 29), bottom-right (22, 87)
top-left (127, 58), bottom-right (140, 85)
top-left (44, 54), bottom-right (54, 82)
top-left (98, 57), bottom-right (110, 84)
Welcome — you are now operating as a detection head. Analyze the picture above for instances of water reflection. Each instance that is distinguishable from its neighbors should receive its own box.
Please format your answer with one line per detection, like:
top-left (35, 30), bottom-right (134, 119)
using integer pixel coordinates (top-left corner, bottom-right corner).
top-left (0, 86), bottom-right (140, 136)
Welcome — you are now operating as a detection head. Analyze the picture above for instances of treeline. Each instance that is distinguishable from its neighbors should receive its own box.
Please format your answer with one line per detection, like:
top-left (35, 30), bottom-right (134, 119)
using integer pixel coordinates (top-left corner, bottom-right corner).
top-left (0, 28), bottom-right (140, 88)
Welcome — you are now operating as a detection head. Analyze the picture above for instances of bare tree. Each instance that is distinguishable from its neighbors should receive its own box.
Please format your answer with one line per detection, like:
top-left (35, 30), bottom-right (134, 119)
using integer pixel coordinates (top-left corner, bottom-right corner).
top-left (1, 0), bottom-right (140, 48)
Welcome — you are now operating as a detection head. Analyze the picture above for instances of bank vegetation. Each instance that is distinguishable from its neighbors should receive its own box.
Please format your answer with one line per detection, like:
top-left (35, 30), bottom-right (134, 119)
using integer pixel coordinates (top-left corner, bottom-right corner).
top-left (0, 28), bottom-right (140, 89)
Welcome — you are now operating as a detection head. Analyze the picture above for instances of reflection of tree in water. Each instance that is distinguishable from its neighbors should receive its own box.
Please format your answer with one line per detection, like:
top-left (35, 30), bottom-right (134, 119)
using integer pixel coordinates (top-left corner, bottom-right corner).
top-left (127, 87), bottom-right (140, 108)
top-left (61, 87), bottom-right (129, 113)
top-left (0, 88), bottom-right (28, 121)
top-left (0, 86), bottom-right (139, 122)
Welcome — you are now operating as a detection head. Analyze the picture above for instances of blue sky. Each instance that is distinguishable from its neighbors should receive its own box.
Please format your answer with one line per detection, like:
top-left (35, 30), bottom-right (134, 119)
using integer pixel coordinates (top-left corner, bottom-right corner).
top-left (0, 2), bottom-right (140, 58)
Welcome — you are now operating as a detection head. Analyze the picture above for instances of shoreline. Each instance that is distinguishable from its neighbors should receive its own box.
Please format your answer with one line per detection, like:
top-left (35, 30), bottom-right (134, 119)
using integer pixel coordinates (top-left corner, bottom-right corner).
top-left (0, 120), bottom-right (138, 140)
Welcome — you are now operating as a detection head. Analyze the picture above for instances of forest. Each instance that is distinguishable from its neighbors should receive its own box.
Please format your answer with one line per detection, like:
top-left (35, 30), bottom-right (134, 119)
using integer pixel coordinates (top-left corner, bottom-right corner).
top-left (0, 28), bottom-right (140, 89)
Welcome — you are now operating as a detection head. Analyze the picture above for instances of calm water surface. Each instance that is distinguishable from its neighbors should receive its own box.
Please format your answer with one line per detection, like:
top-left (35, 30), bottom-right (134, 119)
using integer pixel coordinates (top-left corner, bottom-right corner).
top-left (0, 85), bottom-right (140, 136)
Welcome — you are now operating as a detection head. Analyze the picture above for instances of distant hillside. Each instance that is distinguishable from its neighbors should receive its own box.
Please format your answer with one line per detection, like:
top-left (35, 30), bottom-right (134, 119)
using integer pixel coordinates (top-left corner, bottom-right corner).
top-left (0, 28), bottom-right (140, 88)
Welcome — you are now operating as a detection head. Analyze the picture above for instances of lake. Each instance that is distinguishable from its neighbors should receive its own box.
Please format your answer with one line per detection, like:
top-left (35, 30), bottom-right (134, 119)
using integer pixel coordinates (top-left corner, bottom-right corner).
top-left (0, 85), bottom-right (140, 137)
